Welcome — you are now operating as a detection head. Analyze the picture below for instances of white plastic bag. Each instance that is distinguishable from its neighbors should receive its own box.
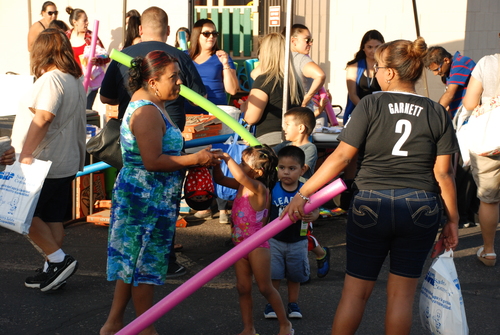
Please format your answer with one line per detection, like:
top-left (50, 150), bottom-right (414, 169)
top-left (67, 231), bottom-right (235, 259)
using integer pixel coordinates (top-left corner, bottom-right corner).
top-left (466, 97), bottom-right (500, 157)
top-left (0, 157), bottom-right (52, 234)
top-left (419, 250), bottom-right (468, 335)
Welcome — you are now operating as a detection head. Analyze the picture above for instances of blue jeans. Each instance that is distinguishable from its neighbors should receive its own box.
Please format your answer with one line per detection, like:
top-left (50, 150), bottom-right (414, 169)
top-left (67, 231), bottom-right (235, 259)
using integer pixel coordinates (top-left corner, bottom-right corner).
top-left (346, 188), bottom-right (443, 280)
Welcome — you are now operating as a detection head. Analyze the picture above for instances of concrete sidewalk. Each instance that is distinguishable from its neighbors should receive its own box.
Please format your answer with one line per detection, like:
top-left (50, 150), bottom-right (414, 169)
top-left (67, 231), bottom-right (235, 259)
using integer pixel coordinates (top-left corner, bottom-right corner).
top-left (1, 213), bottom-right (499, 334)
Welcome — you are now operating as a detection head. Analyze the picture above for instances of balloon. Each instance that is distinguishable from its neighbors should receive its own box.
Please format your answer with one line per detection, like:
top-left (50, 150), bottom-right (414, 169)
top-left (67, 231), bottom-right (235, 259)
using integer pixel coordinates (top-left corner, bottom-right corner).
top-left (108, 49), bottom-right (261, 146)
top-left (76, 161), bottom-right (110, 178)
top-left (78, 135), bottom-right (233, 177)
top-left (319, 87), bottom-right (339, 126)
top-left (109, 49), bottom-right (133, 67)
top-left (116, 179), bottom-right (347, 335)
top-left (179, 86), bottom-right (260, 146)
top-left (83, 20), bottom-right (99, 93)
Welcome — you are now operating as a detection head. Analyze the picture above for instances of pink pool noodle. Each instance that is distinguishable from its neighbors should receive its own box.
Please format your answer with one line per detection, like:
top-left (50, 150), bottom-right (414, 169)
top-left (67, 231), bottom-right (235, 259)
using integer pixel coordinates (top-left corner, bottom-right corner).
top-left (116, 179), bottom-right (346, 335)
top-left (319, 87), bottom-right (339, 126)
top-left (83, 20), bottom-right (99, 93)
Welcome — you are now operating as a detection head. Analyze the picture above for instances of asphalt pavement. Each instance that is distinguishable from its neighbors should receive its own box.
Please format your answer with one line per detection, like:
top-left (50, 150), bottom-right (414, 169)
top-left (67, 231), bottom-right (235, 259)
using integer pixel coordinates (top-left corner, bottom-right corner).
top-left (1, 206), bottom-right (499, 335)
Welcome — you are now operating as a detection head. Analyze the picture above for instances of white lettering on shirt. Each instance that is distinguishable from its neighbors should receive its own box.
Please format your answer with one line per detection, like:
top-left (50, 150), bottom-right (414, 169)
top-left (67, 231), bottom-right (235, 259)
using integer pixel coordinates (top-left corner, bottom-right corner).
top-left (388, 102), bottom-right (423, 117)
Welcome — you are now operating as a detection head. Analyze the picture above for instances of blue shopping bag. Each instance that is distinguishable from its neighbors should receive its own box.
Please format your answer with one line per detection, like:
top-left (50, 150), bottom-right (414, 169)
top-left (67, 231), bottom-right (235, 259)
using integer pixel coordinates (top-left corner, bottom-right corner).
top-left (212, 132), bottom-right (247, 201)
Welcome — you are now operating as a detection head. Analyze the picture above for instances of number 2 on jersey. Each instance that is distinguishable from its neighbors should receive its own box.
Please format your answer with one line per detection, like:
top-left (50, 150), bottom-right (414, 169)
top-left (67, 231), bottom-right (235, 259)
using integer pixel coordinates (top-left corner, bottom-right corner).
top-left (392, 119), bottom-right (411, 156)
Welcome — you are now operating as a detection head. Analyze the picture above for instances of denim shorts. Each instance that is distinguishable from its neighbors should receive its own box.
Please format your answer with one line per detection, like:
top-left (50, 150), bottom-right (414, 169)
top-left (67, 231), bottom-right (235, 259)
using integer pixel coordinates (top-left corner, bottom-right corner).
top-left (270, 238), bottom-right (310, 283)
top-left (346, 188), bottom-right (442, 281)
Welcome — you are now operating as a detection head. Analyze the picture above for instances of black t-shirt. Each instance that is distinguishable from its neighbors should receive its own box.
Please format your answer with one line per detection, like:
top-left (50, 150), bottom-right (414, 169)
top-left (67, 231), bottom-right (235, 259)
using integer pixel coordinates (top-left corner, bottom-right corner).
top-left (338, 92), bottom-right (459, 193)
top-left (100, 41), bottom-right (206, 131)
top-left (251, 74), bottom-right (298, 138)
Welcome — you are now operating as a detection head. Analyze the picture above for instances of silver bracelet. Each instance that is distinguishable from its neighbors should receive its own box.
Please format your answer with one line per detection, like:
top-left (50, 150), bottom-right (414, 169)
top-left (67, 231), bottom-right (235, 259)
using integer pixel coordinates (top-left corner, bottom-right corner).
top-left (297, 191), bottom-right (311, 203)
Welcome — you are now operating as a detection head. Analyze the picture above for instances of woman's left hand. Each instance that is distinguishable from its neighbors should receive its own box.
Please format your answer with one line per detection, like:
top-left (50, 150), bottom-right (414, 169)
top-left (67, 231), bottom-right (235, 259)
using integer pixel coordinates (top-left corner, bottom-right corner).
top-left (216, 50), bottom-right (229, 67)
top-left (280, 193), bottom-right (307, 222)
top-left (196, 147), bottom-right (223, 167)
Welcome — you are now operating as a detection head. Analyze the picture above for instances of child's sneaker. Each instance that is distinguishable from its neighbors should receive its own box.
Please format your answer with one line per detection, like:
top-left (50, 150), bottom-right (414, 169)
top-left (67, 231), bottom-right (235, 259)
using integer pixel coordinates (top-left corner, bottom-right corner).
top-left (317, 247), bottom-right (331, 278)
top-left (264, 303), bottom-right (277, 319)
top-left (287, 302), bottom-right (303, 319)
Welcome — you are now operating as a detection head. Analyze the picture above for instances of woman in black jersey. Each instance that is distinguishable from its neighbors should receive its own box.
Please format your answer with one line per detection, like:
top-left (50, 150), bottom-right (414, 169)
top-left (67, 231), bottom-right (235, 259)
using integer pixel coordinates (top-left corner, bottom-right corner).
top-left (283, 37), bottom-right (459, 335)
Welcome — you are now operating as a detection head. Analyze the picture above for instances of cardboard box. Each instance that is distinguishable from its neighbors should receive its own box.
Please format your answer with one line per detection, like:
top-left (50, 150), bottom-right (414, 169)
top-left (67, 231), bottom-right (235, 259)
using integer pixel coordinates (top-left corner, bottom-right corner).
top-left (106, 105), bottom-right (119, 120)
top-left (182, 129), bottom-right (221, 140)
top-left (184, 114), bottom-right (221, 133)
top-left (87, 209), bottom-right (110, 226)
top-left (176, 217), bottom-right (188, 228)
top-left (75, 173), bottom-right (107, 218)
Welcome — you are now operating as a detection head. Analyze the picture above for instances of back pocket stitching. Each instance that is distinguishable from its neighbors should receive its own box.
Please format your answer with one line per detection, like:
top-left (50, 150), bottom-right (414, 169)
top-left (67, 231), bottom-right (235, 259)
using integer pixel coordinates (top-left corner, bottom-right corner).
top-left (406, 197), bottom-right (439, 228)
top-left (352, 196), bottom-right (381, 228)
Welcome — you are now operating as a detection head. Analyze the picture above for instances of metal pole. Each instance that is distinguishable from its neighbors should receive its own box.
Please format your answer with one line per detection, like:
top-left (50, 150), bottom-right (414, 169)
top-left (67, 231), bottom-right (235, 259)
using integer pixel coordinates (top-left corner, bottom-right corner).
top-left (412, 0), bottom-right (429, 97)
top-left (282, 0), bottom-right (293, 121)
top-left (27, 0), bottom-right (32, 27)
top-left (123, 0), bottom-right (127, 46)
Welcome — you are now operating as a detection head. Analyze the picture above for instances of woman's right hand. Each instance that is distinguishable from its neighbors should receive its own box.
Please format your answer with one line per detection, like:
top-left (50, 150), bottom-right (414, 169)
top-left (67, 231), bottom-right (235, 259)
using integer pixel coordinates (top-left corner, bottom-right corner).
top-left (19, 152), bottom-right (34, 165)
top-left (280, 193), bottom-right (307, 222)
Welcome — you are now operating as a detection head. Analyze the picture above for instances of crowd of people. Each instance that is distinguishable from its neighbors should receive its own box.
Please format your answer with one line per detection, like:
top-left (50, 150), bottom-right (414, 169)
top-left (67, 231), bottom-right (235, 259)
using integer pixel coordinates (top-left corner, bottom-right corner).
top-left (0, 1), bottom-right (495, 334)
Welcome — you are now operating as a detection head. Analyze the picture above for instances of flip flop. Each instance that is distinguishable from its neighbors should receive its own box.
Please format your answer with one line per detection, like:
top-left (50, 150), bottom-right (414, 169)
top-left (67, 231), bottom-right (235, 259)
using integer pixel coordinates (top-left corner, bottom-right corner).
top-left (477, 246), bottom-right (496, 266)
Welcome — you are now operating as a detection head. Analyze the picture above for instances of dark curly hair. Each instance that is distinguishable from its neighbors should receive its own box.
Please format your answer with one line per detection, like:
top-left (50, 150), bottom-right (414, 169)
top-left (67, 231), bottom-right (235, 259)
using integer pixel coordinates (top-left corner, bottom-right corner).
top-left (128, 50), bottom-right (179, 93)
top-left (242, 145), bottom-right (278, 190)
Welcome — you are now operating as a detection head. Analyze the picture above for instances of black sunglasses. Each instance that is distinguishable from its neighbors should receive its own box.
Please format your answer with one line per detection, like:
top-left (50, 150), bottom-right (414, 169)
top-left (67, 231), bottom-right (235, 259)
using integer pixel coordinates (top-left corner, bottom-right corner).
top-left (47, 11), bottom-right (58, 16)
top-left (201, 31), bottom-right (219, 38)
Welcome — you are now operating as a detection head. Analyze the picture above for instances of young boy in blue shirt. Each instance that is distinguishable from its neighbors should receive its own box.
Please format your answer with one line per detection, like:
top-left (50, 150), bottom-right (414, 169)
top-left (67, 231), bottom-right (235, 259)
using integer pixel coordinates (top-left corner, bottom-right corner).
top-left (273, 107), bottom-right (331, 279)
top-left (264, 146), bottom-right (320, 319)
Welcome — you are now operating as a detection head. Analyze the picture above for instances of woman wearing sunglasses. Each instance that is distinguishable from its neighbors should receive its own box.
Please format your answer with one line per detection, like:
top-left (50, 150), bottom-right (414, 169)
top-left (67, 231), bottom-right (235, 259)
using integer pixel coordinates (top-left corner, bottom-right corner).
top-left (185, 19), bottom-right (239, 222)
top-left (186, 19), bottom-right (239, 114)
top-left (27, 1), bottom-right (58, 52)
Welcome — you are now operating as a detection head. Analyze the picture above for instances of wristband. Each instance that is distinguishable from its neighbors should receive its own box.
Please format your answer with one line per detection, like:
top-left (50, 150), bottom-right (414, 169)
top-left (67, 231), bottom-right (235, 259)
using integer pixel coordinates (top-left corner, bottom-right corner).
top-left (297, 191), bottom-right (311, 203)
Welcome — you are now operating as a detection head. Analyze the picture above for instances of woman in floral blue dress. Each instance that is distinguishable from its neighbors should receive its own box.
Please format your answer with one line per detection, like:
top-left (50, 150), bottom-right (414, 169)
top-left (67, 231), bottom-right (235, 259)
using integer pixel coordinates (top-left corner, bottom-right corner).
top-left (100, 51), bottom-right (221, 335)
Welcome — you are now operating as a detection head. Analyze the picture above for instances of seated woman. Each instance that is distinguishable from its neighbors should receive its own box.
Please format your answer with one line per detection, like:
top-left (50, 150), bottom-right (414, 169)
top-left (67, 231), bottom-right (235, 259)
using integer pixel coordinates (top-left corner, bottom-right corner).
top-left (185, 19), bottom-right (239, 114)
top-left (184, 19), bottom-right (239, 221)
top-left (344, 29), bottom-right (385, 124)
top-left (241, 33), bottom-right (302, 147)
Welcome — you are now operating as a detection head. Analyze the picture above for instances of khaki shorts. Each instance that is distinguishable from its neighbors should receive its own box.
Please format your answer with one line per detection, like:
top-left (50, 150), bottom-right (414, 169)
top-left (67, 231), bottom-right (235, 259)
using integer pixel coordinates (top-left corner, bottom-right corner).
top-left (470, 153), bottom-right (500, 203)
